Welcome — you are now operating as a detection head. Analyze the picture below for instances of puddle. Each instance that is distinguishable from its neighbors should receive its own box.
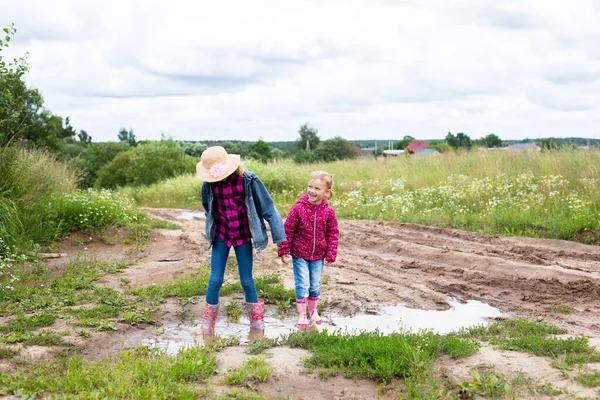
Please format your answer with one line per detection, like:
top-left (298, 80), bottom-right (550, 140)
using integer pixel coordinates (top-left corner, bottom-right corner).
top-left (142, 314), bottom-right (298, 354)
top-left (175, 211), bottom-right (204, 221)
top-left (332, 299), bottom-right (502, 335)
top-left (141, 300), bottom-right (501, 354)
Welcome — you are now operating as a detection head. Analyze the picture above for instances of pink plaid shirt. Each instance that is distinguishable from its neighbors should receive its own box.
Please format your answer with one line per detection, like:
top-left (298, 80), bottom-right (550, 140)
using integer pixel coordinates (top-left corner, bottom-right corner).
top-left (212, 173), bottom-right (252, 247)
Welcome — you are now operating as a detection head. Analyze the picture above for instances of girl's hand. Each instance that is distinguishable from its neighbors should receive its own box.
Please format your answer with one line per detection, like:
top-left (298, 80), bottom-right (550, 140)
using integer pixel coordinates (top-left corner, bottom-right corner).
top-left (281, 254), bottom-right (291, 265)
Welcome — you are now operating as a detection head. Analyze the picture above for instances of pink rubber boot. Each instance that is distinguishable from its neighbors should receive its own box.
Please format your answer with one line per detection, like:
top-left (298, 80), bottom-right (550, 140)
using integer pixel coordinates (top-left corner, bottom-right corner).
top-left (308, 296), bottom-right (322, 325)
top-left (202, 302), bottom-right (219, 335)
top-left (296, 299), bottom-right (309, 328)
top-left (247, 299), bottom-right (265, 330)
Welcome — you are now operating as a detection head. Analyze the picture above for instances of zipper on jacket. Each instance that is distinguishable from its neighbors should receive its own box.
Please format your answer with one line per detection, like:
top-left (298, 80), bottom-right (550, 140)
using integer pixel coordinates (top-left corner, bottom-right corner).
top-left (311, 209), bottom-right (317, 257)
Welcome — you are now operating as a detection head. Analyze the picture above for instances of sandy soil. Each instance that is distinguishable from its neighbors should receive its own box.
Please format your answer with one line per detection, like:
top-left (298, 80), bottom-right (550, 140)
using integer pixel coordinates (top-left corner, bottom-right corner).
top-left (27, 208), bottom-right (600, 399)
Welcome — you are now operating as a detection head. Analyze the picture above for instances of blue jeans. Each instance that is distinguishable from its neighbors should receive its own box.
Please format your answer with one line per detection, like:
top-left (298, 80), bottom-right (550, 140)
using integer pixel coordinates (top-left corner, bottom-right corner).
top-left (206, 236), bottom-right (258, 304)
top-left (292, 258), bottom-right (324, 300)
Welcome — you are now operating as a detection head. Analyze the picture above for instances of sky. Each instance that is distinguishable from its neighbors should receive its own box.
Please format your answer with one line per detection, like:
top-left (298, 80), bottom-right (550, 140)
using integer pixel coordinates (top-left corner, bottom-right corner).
top-left (2, 0), bottom-right (599, 142)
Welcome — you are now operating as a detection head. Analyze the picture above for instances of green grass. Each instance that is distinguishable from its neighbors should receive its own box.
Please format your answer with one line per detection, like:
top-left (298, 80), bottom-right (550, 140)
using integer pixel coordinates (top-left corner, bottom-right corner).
top-left (123, 149), bottom-right (600, 242)
top-left (0, 346), bottom-right (19, 359)
top-left (284, 329), bottom-right (478, 384)
top-left (222, 357), bottom-right (273, 388)
top-left (0, 313), bottom-right (57, 333)
top-left (246, 338), bottom-right (280, 355)
top-left (0, 346), bottom-right (216, 399)
top-left (460, 320), bottom-right (600, 366)
top-left (215, 389), bottom-right (272, 400)
top-left (576, 371), bottom-right (600, 387)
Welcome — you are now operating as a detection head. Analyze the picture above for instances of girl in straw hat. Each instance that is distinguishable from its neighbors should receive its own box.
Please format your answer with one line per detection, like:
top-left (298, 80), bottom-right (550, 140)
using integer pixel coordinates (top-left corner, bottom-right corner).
top-left (197, 146), bottom-right (285, 340)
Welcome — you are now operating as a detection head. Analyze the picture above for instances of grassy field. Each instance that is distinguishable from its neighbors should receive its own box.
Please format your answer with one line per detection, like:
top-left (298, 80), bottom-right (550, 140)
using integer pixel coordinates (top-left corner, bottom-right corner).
top-left (122, 149), bottom-right (600, 242)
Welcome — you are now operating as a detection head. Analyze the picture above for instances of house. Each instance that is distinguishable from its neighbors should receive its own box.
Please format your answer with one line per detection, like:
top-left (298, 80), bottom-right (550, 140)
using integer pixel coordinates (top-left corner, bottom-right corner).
top-left (382, 149), bottom-right (404, 157)
top-left (416, 148), bottom-right (437, 156)
top-left (505, 143), bottom-right (541, 152)
top-left (405, 142), bottom-right (430, 154)
top-left (360, 147), bottom-right (376, 157)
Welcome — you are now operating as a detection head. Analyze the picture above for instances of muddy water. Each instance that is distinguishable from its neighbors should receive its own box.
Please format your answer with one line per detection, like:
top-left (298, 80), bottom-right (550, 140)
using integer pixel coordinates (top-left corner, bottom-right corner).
top-left (176, 211), bottom-right (204, 221)
top-left (142, 300), bottom-right (502, 354)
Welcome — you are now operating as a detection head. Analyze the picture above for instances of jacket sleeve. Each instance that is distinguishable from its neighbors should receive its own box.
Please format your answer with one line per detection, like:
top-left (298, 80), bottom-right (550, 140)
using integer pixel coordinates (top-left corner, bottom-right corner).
top-left (325, 208), bottom-right (339, 263)
top-left (201, 182), bottom-right (210, 217)
top-left (277, 206), bottom-right (299, 256)
top-left (252, 177), bottom-right (287, 244)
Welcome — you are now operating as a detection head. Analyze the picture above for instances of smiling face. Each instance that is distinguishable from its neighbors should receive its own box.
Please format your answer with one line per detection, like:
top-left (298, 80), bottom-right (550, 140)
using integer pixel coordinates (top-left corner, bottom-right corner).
top-left (307, 178), bottom-right (330, 205)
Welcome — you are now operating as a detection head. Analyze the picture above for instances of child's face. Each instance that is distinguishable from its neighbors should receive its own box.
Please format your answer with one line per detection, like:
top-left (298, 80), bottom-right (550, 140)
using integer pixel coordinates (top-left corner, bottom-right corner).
top-left (307, 178), bottom-right (330, 205)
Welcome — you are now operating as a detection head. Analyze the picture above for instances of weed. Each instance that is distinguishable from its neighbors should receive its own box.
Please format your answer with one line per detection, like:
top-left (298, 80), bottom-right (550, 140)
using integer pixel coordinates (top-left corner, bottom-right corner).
top-left (246, 338), bottom-right (279, 355)
top-left (77, 330), bottom-right (91, 338)
top-left (0, 313), bottom-right (56, 333)
top-left (551, 303), bottom-right (574, 314)
top-left (149, 219), bottom-right (182, 230)
top-left (0, 346), bottom-right (19, 359)
top-left (460, 319), bottom-right (600, 366)
top-left (225, 301), bottom-right (243, 323)
top-left (576, 371), bottom-right (600, 387)
top-left (214, 389), bottom-right (270, 400)
top-left (284, 329), bottom-right (477, 384)
top-left (0, 346), bottom-right (217, 398)
top-left (223, 357), bottom-right (273, 388)
top-left (536, 382), bottom-right (565, 396)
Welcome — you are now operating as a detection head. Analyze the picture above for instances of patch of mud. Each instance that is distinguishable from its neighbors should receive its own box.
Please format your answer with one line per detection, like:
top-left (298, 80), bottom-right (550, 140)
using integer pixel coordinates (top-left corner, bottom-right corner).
top-left (31, 208), bottom-right (600, 399)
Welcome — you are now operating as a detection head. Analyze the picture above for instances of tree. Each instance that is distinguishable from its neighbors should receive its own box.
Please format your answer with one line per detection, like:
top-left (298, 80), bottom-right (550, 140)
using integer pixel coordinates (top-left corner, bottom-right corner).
top-left (0, 24), bottom-right (44, 147)
top-left (480, 133), bottom-right (502, 148)
top-left (77, 129), bottom-right (92, 146)
top-left (455, 133), bottom-right (472, 149)
top-left (445, 132), bottom-right (458, 148)
top-left (540, 137), bottom-right (558, 151)
top-left (446, 132), bottom-right (472, 149)
top-left (394, 135), bottom-right (416, 150)
top-left (313, 137), bottom-right (361, 162)
top-left (296, 123), bottom-right (320, 151)
top-left (118, 127), bottom-right (137, 146)
top-left (182, 142), bottom-right (208, 157)
top-left (248, 139), bottom-right (273, 163)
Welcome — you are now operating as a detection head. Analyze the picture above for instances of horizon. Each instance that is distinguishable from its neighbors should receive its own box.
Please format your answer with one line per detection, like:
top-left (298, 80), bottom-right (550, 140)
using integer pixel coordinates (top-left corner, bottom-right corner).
top-left (3, 1), bottom-right (600, 142)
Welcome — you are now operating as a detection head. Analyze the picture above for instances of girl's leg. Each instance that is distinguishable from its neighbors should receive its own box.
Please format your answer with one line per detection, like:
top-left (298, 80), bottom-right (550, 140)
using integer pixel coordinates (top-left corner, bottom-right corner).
top-left (205, 236), bottom-right (230, 305)
top-left (292, 258), bottom-right (310, 327)
top-left (308, 259), bottom-right (324, 298)
top-left (308, 259), bottom-right (324, 324)
top-left (233, 241), bottom-right (258, 303)
top-left (292, 258), bottom-right (309, 300)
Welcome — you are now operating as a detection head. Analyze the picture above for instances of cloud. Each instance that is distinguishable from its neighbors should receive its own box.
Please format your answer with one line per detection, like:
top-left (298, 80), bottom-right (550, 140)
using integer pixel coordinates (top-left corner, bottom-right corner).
top-left (1, 0), bottom-right (600, 141)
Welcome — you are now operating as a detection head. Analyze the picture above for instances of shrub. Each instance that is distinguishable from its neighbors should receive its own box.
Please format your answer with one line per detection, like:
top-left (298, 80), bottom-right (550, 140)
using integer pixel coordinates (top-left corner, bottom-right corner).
top-left (96, 139), bottom-right (196, 188)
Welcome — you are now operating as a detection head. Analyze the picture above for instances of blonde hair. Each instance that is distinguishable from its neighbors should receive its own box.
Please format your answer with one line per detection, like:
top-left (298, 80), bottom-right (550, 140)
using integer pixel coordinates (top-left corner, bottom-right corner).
top-left (234, 164), bottom-right (244, 176)
top-left (309, 170), bottom-right (334, 200)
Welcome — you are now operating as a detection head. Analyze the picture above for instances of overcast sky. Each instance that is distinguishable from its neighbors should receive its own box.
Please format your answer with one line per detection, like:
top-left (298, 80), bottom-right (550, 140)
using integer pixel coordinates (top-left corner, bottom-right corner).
top-left (2, 0), bottom-right (599, 142)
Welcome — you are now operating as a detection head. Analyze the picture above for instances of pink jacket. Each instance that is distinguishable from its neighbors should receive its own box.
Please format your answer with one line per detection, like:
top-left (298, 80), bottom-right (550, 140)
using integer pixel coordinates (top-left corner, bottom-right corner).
top-left (277, 195), bottom-right (339, 262)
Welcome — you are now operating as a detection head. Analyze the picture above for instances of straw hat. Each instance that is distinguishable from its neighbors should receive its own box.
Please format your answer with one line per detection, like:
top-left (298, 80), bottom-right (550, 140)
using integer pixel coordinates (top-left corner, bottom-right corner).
top-left (196, 146), bottom-right (241, 182)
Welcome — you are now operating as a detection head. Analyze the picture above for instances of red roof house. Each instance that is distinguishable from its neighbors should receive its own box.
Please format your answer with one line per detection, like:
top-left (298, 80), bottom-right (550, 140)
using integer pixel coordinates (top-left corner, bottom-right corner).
top-left (405, 142), bottom-right (429, 154)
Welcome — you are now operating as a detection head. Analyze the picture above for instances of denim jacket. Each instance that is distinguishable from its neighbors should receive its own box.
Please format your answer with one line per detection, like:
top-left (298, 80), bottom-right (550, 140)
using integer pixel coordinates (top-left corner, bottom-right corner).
top-left (201, 171), bottom-right (286, 253)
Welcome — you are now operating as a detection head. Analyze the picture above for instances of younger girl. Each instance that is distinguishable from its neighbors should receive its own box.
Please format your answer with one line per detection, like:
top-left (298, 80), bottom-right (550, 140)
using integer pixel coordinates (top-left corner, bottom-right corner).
top-left (278, 171), bottom-right (339, 328)
top-left (197, 146), bottom-right (286, 339)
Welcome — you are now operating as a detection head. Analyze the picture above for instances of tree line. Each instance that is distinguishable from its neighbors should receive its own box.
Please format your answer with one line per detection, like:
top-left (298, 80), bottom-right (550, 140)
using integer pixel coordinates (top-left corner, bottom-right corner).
top-left (2, 24), bottom-right (598, 191)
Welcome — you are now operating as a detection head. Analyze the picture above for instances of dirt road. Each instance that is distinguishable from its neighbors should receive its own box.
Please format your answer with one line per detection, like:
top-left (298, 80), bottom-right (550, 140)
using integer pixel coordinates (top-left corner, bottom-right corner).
top-left (57, 208), bottom-right (600, 398)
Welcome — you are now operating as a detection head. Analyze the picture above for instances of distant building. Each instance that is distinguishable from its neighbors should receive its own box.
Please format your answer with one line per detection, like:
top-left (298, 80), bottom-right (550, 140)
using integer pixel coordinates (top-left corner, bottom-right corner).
top-left (360, 147), bottom-right (376, 157)
top-left (416, 148), bottom-right (437, 156)
top-left (505, 143), bottom-right (541, 152)
top-left (405, 142), bottom-right (430, 154)
top-left (382, 149), bottom-right (404, 157)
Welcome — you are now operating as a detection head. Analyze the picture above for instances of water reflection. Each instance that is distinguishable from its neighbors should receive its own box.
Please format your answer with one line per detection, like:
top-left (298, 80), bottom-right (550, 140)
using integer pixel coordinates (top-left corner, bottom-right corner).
top-left (142, 300), bottom-right (502, 354)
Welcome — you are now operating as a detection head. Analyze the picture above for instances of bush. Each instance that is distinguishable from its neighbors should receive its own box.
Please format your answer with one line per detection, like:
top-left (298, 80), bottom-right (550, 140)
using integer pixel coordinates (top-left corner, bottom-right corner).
top-left (96, 139), bottom-right (196, 189)
top-left (51, 189), bottom-right (141, 234)
top-left (0, 146), bottom-right (77, 253)
top-left (68, 141), bottom-right (131, 187)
